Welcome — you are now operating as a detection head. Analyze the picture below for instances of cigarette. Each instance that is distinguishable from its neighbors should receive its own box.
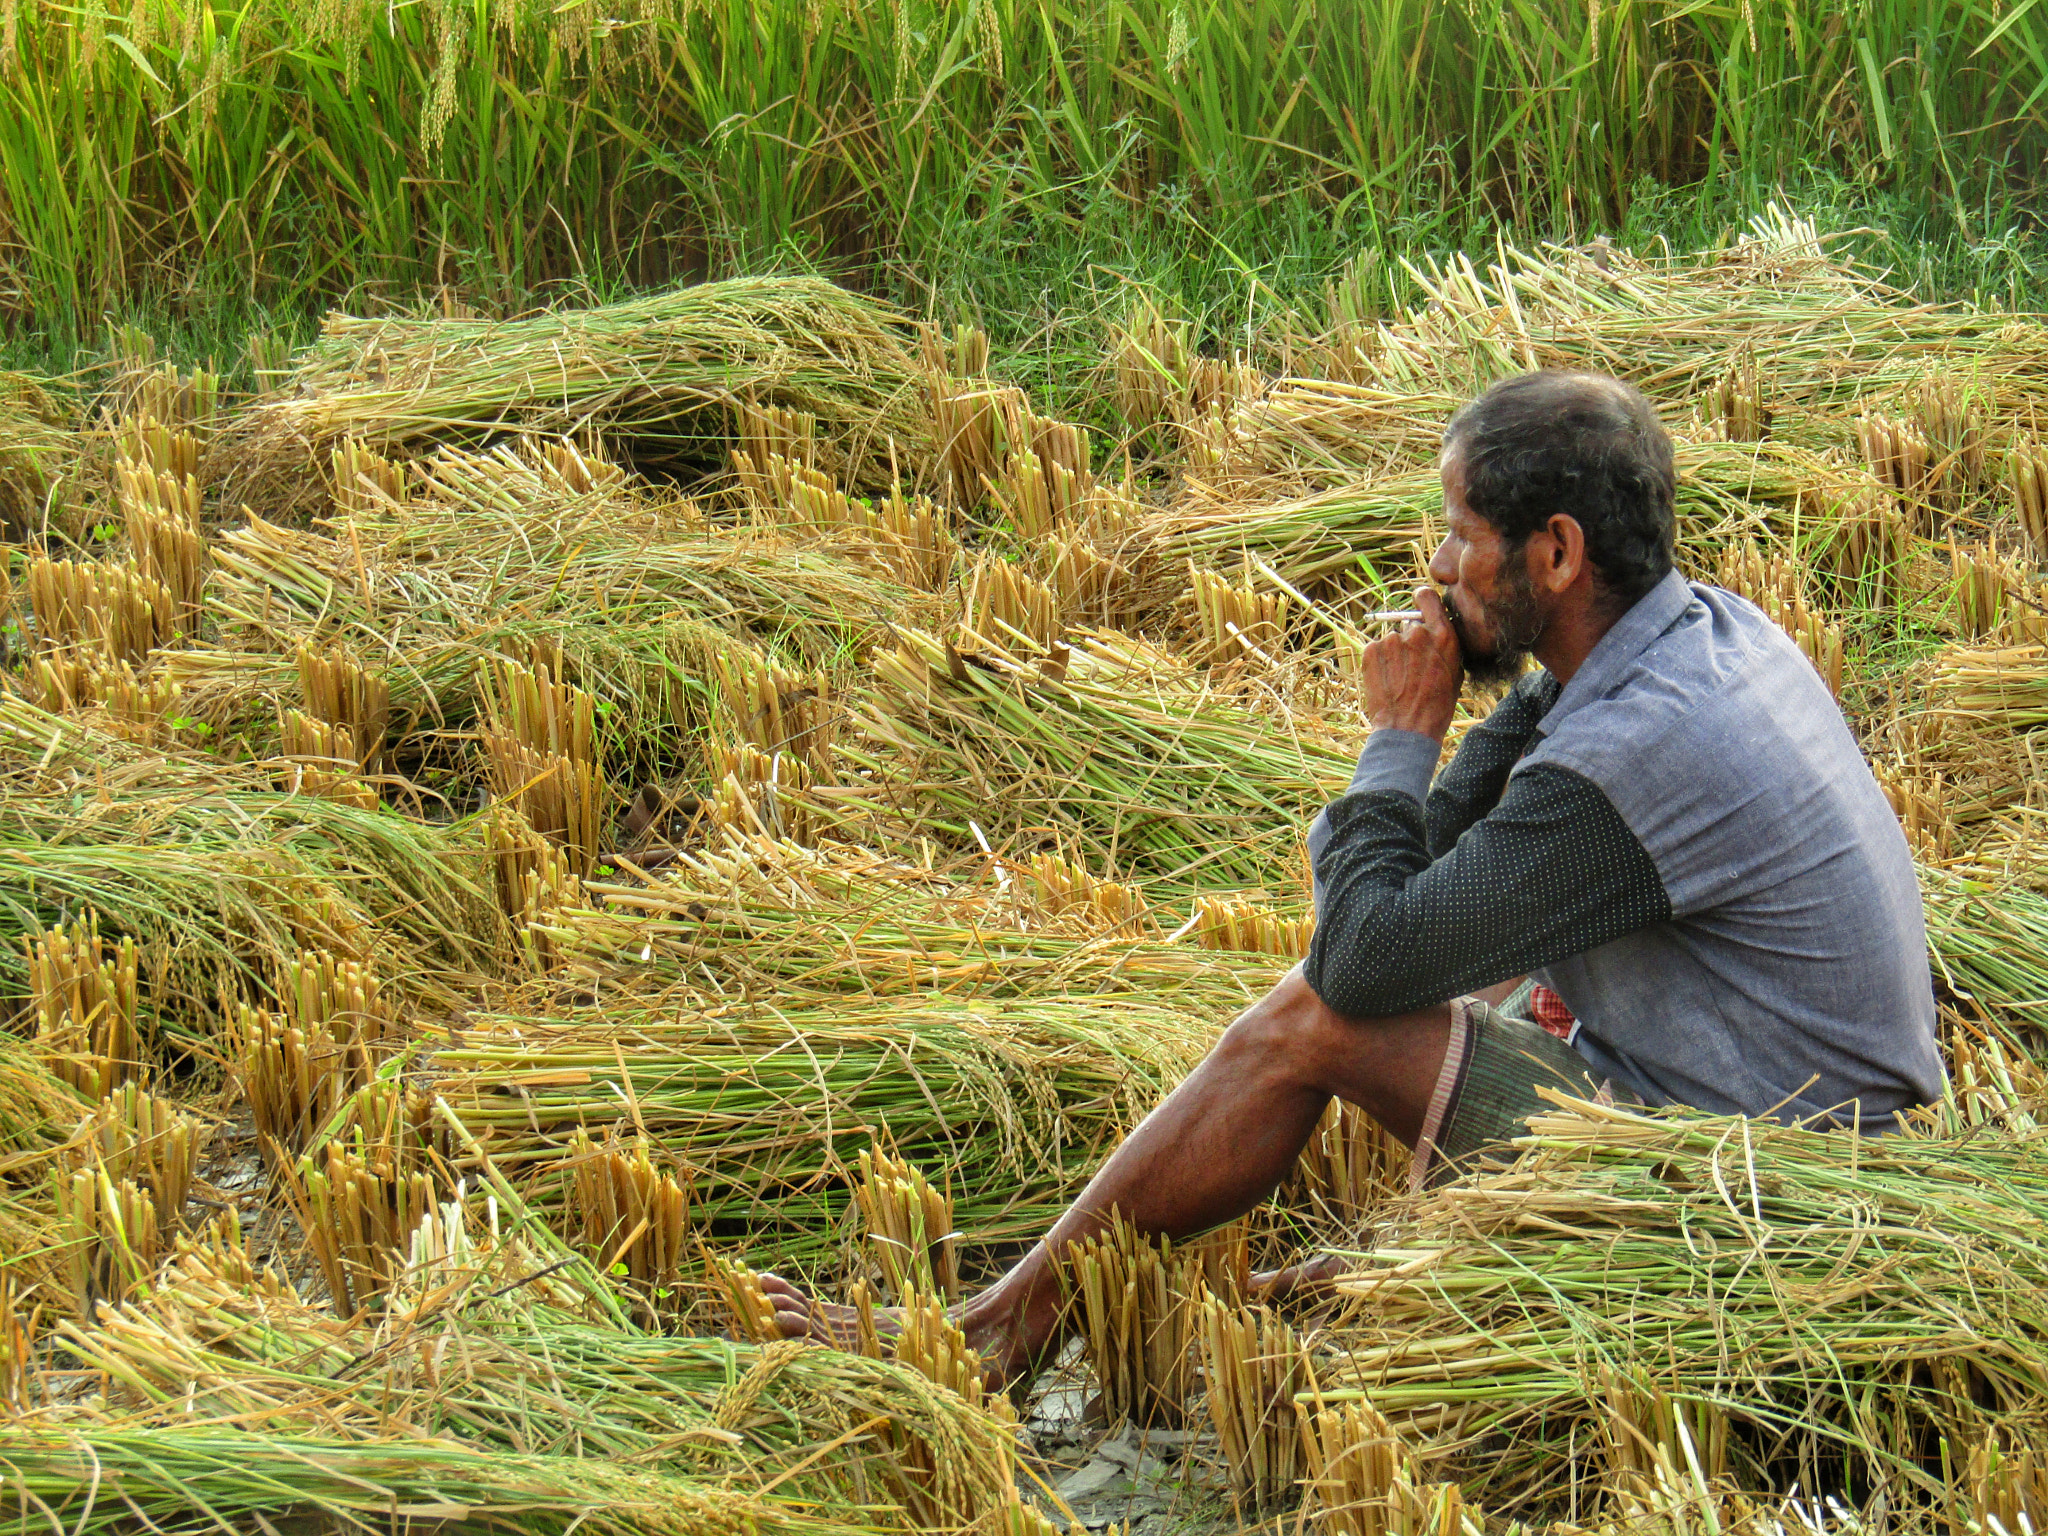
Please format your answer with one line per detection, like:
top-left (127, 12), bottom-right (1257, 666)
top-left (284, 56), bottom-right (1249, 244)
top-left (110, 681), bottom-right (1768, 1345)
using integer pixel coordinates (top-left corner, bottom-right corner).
top-left (1359, 609), bottom-right (1424, 623)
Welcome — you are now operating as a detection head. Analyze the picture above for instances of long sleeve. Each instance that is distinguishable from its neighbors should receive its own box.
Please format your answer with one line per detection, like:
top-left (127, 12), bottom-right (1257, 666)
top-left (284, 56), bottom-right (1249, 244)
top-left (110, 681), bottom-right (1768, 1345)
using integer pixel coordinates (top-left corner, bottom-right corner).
top-left (1307, 672), bottom-right (1560, 913)
top-left (1303, 760), bottom-right (1671, 1019)
top-left (1422, 671), bottom-right (1561, 855)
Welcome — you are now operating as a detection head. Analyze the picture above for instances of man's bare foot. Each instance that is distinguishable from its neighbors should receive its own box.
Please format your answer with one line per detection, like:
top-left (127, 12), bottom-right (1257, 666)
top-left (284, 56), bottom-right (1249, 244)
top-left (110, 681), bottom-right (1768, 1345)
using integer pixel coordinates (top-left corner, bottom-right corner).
top-left (755, 1267), bottom-right (1059, 1394)
top-left (1249, 1252), bottom-right (1352, 1301)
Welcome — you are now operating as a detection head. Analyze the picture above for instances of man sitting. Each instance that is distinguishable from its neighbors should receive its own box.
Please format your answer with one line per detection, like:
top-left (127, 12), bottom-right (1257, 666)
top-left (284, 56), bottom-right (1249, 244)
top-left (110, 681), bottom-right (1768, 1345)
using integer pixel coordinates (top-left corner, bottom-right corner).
top-left (763, 370), bottom-right (1944, 1386)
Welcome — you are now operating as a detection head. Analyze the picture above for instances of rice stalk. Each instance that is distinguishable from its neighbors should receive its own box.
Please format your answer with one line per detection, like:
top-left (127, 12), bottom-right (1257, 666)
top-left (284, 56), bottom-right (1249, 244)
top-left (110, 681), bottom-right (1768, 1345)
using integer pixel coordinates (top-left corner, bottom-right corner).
top-left (28, 909), bottom-right (141, 1101)
top-left (849, 624), bottom-right (1355, 893)
top-left (112, 413), bottom-right (201, 483)
top-left (295, 1141), bottom-right (436, 1316)
top-left (2010, 439), bottom-right (2048, 562)
top-left (213, 276), bottom-right (933, 514)
top-left (297, 641), bottom-right (391, 769)
top-left (1189, 561), bottom-right (1291, 669)
top-left (1061, 1211), bottom-right (1207, 1427)
top-left (1296, 1395), bottom-right (1471, 1536)
top-left (0, 1426), bottom-right (850, 1536)
top-left (275, 708), bottom-right (379, 808)
top-left (711, 645), bottom-right (836, 778)
top-left (232, 1004), bottom-right (353, 1165)
top-left (1190, 895), bottom-right (1315, 960)
top-left (1313, 1097), bottom-right (2048, 1507)
top-left (488, 804), bottom-right (588, 971)
top-left (116, 457), bottom-right (207, 629)
top-left (1199, 1298), bottom-right (1309, 1508)
top-left (1872, 760), bottom-right (1954, 861)
top-left (1026, 851), bottom-right (1150, 937)
top-left (0, 1033), bottom-right (88, 1159)
top-left (62, 1082), bottom-right (207, 1226)
top-left (1294, 1098), bottom-right (1411, 1233)
top-left (330, 435), bottom-right (409, 518)
top-left (567, 1129), bottom-right (692, 1324)
top-left (1598, 1366), bottom-right (1728, 1486)
top-left (0, 1272), bottom-right (33, 1410)
top-left (1964, 1433), bottom-right (2048, 1531)
top-left (26, 556), bottom-right (175, 665)
top-left (1107, 293), bottom-right (1191, 435)
top-left (854, 1148), bottom-right (959, 1304)
top-left (1704, 354), bottom-right (1769, 443)
top-left (1857, 412), bottom-right (1939, 533)
top-left (283, 946), bottom-right (395, 1073)
top-left (432, 991), bottom-right (1221, 1268)
top-left (55, 1166), bottom-right (158, 1313)
top-left (963, 554), bottom-right (1064, 653)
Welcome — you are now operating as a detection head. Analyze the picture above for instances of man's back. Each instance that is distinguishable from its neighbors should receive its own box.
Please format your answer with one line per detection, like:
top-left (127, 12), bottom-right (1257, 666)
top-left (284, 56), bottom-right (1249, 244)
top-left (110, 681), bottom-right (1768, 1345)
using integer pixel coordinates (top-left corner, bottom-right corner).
top-left (1522, 574), bottom-right (1943, 1121)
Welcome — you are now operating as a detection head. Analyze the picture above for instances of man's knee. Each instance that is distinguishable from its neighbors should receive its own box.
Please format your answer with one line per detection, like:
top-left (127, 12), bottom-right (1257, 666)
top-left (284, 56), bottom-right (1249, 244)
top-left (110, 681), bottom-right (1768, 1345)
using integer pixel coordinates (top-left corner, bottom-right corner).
top-left (1214, 969), bottom-right (1367, 1088)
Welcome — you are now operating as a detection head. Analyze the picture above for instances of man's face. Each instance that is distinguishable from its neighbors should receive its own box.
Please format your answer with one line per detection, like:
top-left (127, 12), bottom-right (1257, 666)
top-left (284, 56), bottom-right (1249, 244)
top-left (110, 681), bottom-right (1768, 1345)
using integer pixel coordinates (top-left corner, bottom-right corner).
top-left (1428, 456), bottom-right (1544, 686)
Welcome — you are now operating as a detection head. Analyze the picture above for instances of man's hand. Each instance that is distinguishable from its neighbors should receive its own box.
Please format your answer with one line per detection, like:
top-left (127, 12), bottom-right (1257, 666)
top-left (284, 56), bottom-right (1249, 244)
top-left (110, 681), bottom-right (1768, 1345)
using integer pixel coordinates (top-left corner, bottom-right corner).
top-left (1359, 587), bottom-right (1462, 741)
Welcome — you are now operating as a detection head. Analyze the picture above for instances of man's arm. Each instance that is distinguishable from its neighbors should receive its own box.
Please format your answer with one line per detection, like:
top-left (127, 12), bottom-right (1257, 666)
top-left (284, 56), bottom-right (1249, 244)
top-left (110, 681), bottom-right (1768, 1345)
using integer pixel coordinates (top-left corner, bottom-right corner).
top-left (1303, 761), bottom-right (1671, 1019)
top-left (1423, 671), bottom-right (1560, 856)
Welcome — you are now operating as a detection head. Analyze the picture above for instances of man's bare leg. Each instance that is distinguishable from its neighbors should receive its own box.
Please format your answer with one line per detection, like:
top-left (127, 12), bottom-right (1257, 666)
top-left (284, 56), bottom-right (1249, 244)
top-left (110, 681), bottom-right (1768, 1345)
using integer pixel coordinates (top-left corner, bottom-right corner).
top-left (758, 966), bottom-right (1451, 1386)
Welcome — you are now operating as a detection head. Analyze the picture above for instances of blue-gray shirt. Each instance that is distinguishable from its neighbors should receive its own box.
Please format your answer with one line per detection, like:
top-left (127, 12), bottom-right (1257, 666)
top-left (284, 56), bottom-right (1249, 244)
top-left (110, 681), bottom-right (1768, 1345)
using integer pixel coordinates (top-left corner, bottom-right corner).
top-left (1304, 570), bottom-right (1944, 1124)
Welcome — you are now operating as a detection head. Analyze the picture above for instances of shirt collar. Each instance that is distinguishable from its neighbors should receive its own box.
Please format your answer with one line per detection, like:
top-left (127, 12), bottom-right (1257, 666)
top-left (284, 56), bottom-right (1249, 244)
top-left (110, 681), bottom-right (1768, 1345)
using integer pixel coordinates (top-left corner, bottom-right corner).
top-left (1532, 569), bottom-right (1694, 739)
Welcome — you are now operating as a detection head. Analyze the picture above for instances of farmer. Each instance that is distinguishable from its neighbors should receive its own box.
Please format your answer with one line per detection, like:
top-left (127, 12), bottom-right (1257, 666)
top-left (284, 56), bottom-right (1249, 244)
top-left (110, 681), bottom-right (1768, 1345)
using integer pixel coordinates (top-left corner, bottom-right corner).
top-left (761, 369), bottom-right (1945, 1385)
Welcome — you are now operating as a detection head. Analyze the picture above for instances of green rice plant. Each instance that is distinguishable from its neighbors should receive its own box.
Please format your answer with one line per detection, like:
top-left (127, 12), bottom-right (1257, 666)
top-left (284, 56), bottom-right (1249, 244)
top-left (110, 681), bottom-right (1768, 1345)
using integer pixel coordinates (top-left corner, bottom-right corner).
top-left (845, 625), bottom-right (1357, 897)
top-left (1315, 1096), bottom-right (2048, 1513)
top-left (210, 277), bottom-right (931, 514)
top-left (3, 0), bottom-right (2046, 336)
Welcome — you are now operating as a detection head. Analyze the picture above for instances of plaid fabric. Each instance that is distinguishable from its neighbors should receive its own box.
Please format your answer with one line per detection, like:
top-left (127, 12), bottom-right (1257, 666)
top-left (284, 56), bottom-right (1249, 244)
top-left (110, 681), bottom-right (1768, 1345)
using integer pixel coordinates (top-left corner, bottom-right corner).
top-left (1411, 997), bottom-right (1637, 1191)
top-left (1529, 982), bottom-right (1576, 1039)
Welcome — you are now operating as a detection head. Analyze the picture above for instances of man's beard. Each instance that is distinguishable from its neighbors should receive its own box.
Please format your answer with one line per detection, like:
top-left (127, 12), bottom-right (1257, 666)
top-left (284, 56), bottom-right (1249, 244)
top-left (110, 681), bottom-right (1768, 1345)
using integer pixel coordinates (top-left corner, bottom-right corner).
top-left (1445, 560), bottom-right (1543, 687)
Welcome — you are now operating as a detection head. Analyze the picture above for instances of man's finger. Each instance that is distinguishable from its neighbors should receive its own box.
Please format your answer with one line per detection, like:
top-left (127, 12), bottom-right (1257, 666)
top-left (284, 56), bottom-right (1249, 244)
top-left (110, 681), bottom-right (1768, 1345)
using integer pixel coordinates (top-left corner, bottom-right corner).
top-left (1414, 586), bottom-right (1453, 634)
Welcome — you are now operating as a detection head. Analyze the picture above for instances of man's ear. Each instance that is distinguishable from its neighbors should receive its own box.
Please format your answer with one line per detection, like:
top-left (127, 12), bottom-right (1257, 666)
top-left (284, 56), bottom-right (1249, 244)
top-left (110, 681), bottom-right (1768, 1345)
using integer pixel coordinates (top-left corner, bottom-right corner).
top-left (1538, 513), bottom-right (1587, 593)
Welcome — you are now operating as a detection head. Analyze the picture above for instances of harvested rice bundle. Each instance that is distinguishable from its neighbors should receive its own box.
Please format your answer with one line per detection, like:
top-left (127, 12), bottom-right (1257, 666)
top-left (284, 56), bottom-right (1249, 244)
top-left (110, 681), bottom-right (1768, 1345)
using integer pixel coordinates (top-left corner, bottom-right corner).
top-left (0, 696), bottom-right (502, 1033)
top-left (0, 372), bottom-right (77, 541)
top-left (1318, 1097), bottom-right (2048, 1511)
top-left (431, 992), bottom-right (1220, 1269)
top-left (577, 867), bottom-right (1260, 1005)
top-left (847, 625), bottom-right (1356, 895)
top-left (1353, 221), bottom-right (2048, 417)
top-left (200, 444), bottom-right (910, 761)
top-left (0, 1427), bottom-right (860, 1536)
top-left (1143, 440), bottom-right (1817, 595)
top-left (63, 1266), bottom-right (1019, 1531)
top-left (211, 276), bottom-right (932, 515)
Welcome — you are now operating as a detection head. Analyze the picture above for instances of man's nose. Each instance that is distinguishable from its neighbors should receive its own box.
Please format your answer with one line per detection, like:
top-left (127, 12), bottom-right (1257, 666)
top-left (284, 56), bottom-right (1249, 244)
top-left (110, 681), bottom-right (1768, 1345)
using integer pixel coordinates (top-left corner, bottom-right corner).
top-left (1427, 535), bottom-right (1457, 586)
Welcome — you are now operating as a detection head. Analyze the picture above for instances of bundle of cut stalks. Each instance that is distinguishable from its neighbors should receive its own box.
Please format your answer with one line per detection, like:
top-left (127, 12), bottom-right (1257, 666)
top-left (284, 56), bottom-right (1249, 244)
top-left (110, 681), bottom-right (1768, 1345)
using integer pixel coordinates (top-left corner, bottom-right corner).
top-left (64, 1082), bottom-right (207, 1223)
top-left (297, 643), bottom-right (390, 769)
top-left (1025, 850), bottom-right (1151, 937)
top-left (1293, 1097), bottom-right (1411, 1232)
top-left (482, 657), bottom-right (606, 876)
top-left (0, 1428), bottom-right (864, 1536)
top-left (431, 992), bottom-right (1221, 1268)
top-left (1341, 219), bottom-right (2045, 415)
top-left (1316, 1093), bottom-right (2048, 1512)
top-left (0, 698), bottom-right (501, 1033)
top-left (2011, 437), bottom-right (2048, 560)
top-left (52, 1290), bottom-right (1020, 1530)
top-left (199, 443), bottom-right (914, 757)
top-left (854, 1148), bottom-right (959, 1303)
top-left (576, 832), bottom-right (1266, 1006)
top-left (28, 910), bottom-right (141, 1100)
top-left (55, 1167), bottom-right (159, 1311)
top-left (1108, 294), bottom-right (1192, 434)
top-left (0, 1034), bottom-right (87, 1158)
top-left (213, 277), bottom-right (932, 513)
top-left (850, 624), bottom-right (1355, 894)
top-left (1296, 1395), bottom-right (1476, 1536)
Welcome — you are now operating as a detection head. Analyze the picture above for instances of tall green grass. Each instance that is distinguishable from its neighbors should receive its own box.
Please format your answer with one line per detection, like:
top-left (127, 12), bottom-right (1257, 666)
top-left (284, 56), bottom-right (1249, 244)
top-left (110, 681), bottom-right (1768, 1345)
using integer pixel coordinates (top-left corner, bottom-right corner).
top-left (1, 0), bottom-right (2046, 346)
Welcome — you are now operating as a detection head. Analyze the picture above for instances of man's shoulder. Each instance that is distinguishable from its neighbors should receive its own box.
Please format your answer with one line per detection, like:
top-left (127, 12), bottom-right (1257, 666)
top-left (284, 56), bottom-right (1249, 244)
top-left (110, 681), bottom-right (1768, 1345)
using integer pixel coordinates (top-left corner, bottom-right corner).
top-left (1521, 583), bottom-right (1841, 803)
